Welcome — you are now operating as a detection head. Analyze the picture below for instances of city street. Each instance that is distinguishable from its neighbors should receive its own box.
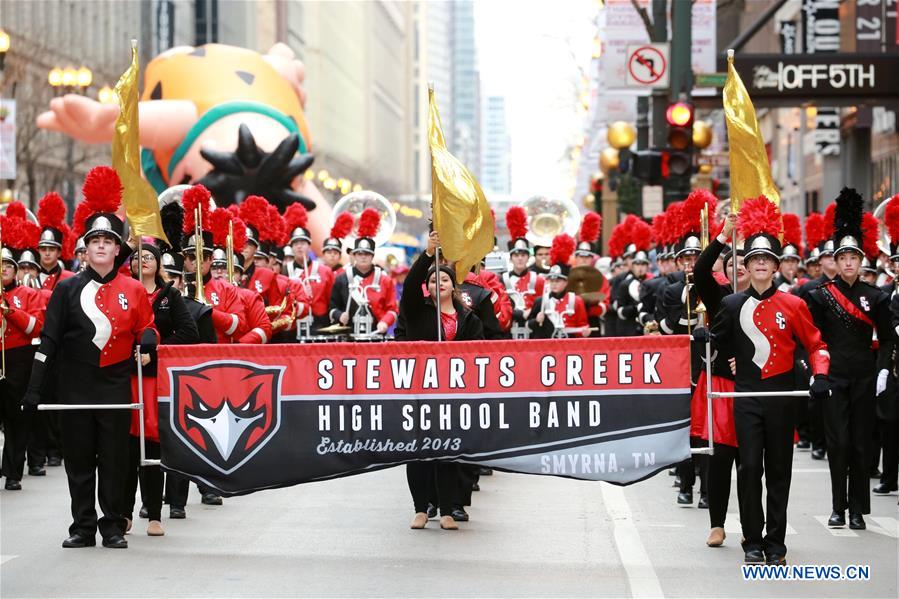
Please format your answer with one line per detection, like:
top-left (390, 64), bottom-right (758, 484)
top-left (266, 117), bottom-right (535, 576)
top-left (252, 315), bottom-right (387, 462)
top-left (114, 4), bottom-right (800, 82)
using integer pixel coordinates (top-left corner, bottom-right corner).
top-left (2, 450), bottom-right (897, 598)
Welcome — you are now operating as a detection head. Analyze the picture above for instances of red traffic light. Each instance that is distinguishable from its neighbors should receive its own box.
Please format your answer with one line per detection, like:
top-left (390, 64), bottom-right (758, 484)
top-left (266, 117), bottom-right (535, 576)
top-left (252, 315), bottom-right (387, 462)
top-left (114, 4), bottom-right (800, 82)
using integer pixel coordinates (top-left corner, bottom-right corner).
top-left (666, 102), bottom-right (693, 127)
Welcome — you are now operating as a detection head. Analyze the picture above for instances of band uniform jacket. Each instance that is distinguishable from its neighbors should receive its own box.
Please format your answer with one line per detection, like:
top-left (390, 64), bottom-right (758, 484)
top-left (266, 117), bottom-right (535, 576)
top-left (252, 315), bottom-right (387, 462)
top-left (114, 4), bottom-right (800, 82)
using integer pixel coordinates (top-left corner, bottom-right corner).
top-left (711, 284), bottom-right (829, 392)
top-left (475, 269), bottom-right (513, 332)
top-left (235, 286), bottom-right (273, 344)
top-left (527, 292), bottom-right (589, 339)
top-left (638, 272), bottom-right (674, 327)
top-left (503, 269), bottom-right (545, 323)
top-left (2, 281), bottom-right (45, 391)
top-left (286, 259), bottom-right (334, 318)
top-left (806, 277), bottom-right (894, 378)
top-left (39, 263), bottom-right (74, 292)
top-left (612, 272), bottom-right (649, 336)
top-left (200, 275), bottom-right (247, 343)
top-left (329, 266), bottom-right (398, 328)
top-left (773, 273), bottom-right (795, 294)
top-left (24, 267), bottom-right (159, 406)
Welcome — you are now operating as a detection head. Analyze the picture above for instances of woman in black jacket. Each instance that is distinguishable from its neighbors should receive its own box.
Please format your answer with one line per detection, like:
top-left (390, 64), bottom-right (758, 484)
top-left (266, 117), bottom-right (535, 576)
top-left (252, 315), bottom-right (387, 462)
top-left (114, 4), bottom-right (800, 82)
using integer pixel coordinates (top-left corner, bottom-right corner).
top-left (401, 232), bottom-right (484, 530)
top-left (125, 244), bottom-right (200, 536)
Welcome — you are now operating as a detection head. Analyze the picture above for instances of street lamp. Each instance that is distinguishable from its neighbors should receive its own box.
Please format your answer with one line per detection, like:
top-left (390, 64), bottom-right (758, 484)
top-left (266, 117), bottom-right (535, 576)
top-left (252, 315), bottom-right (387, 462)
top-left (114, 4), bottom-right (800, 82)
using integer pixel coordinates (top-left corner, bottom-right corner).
top-left (61, 66), bottom-right (77, 87)
top-left (0, 28), bottom-right (10, 72)
top-left (48, 67), bottom-right (64, 88)
top-left (98, 85), bottom-right (115, 104)
top-left (76, 66), bottom-right (92, 88)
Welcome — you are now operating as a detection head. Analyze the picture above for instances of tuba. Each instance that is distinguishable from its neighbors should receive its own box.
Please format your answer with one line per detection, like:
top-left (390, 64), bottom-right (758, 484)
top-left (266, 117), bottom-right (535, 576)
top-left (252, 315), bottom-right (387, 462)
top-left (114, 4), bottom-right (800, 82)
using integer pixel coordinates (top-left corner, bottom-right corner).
top-left (519, 196), bottom-right (581, 249)
top-left (330, 190), bottom-right (397, 248)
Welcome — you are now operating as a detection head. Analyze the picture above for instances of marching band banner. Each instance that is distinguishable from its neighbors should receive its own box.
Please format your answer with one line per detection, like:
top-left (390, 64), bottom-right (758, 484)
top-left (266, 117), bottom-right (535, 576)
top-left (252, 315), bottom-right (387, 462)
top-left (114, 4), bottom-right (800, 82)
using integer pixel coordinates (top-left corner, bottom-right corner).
top-left (157, 337), bottom-right (691, 496)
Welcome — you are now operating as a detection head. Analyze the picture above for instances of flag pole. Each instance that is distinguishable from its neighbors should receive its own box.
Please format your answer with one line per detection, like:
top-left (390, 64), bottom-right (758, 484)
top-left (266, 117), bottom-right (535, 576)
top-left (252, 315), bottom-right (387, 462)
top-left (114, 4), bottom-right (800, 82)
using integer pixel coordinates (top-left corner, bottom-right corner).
top-left (435, 243), bottom-right (443, 342)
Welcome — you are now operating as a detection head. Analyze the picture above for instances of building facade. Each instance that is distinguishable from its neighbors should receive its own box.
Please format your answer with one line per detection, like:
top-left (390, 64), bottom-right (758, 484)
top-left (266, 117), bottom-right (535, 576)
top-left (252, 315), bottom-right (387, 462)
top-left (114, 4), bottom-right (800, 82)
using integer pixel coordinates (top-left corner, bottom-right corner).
top-left (481, 95), bottom-right (511, 195)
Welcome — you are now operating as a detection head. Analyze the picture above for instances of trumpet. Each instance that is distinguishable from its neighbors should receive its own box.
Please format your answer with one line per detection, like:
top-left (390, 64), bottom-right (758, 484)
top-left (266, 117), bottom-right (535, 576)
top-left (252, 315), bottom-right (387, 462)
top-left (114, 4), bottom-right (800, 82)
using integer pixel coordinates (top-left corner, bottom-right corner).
top-left (686, 206), bottom-right (711, 335)
top-left (226, 220), bottom-right (235, 285)
top-left (194, 207), bottom-right (208, 305)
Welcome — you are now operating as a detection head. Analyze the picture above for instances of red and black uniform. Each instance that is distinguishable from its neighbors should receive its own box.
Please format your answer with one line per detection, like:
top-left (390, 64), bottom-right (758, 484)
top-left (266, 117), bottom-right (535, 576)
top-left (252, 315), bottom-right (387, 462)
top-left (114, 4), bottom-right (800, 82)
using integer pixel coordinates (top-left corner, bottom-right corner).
top-left (0, 281), bottom-right (45, 483)
top-left (329, 266), bottom-right (398, 330)
top-left (460, 274), bottom-right (504, 340)
top-left (711, 284), bottom-right (829, 557)
top-left (202, 275), bottom-right (247, 343)
top-left (527, 292), bottom-right (589, 339)
top-left (475, 269), bottom-right (512, 333)
top-left (235, 286), bottom-right (273, 344)
top-left (503, 269), bottom-right (545, 324)
top-left (246, 265), bottom-right (284, 309)
top-left (807, 277), bottom-right (894, 516)
top-left (39, 264), bottom-right (75, 293)
top-left (24, 266), bottom-right (159, 541)
top-left (612, 271), bottom-right (650, 337)
top-left (287, 259), bottom-right (334, 329)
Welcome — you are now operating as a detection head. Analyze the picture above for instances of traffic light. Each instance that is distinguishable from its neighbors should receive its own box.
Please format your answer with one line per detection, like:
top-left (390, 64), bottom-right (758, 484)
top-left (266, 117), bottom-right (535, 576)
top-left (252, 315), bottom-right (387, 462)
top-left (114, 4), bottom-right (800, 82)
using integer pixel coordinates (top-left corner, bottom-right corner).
top-left (665, 101), bottom-right (694, 178)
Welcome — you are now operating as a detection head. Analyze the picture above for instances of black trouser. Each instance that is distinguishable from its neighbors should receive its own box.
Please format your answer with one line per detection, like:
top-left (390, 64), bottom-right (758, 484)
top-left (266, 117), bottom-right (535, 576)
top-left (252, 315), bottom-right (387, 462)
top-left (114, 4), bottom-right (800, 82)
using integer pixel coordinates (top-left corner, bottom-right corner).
top-left (61, 409), bottom-right (131, 539)
top-left (734, 393), bottom-right (797, 556)
top-left (824, 374), bottom-right (876, 514)
top-left (164, 472), bottom-right (190, 508)
top-left (879, 416), bottom-right (899, 487)
top-left (124, 437), bottom-right (162, 521)
top-left (809, 393), bottom-right (827, 453)
top-left (677, 436), bottom-right (708, 495)
top-left (0, 350), bottom-right (34, 481)
top-left (707, 443), bottom-right (741, 529)
top-left (457, 465), bottom-right (479, 507)
top-left (406, 462), bottom-right (459, 516)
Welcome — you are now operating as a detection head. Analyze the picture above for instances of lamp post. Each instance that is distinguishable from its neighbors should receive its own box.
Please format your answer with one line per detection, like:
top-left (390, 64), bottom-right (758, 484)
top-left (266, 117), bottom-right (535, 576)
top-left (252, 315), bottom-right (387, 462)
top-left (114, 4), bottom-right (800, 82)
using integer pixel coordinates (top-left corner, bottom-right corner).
top-left (48, 65), bottom-right (94, 211)
top-left (0, 28), bottom-right (9, 74)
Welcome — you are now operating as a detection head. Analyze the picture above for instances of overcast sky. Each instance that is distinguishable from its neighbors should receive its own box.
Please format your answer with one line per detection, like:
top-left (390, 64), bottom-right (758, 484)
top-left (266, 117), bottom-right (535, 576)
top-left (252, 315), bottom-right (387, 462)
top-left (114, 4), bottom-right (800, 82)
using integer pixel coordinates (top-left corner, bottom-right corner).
top-left (475, 0), bottom-right (596, 199)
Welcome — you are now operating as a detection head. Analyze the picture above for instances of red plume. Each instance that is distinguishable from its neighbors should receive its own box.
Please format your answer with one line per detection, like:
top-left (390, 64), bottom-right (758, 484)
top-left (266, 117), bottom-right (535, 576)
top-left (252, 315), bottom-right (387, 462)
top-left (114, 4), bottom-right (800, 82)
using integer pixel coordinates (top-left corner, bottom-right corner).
top-left (6, 201), bottom-right (26, 220)
top-left (283, 203), bottom-right (309, 230)
top-left (506, 206), bottom-right (528, 240)
top-left (330, 212), bottom-right (354, 240)
top-left (22, 220), bottom-right (41, 250)
top-left (823, 202), bottom-right (836, 237)
top-left (550, 233), bottom-right (576, 266)
top-left (663, 202), bottom-right (683, 245)
top-left (651, 213), bottom-right (667, 244)
top-left (72, 202), bottom-right (93, 237)
top-left (81, 166), bottom-right (122, 214)
top-left (231, 217), bottom-right (248, 252)
top-left (61, 224), bottom-right (75, 261)
top-left (181, 184), bottom-right (212, 233)
top-left (1, 216), bottom-right (24, 250)
top-left (709, 218), bottom-right (724, 240)
top-left (357, 208), bottom-right (381, 239)
top-left (804, 213), bottom-right (823, 250)
top-left (781, 213), bottom-right (802, 249)
top-left (608, 223), bottom-right (625, 258)
top-left (861, 212), bottom-right (880, 259)
top-left (239, 195), bottom-right (270, 232)
top-left (682, 189), bottom-right (717, 236)
top-left (579, 211), bottom-right (602, 243)
top-left (737, 196), bottom-right (782, 241)
top-left (265, 204), bottom-right (287, 244)
top-left (210, 208), bottom-right (231, 247)
top-left (38, 192), bottom-right (67, 229)
top-left (227, 204), bottom-right (241, 218)
top-left (632, 217), bottom-right (651, 251)
top-left (884, 195), bottom-right (899, 244)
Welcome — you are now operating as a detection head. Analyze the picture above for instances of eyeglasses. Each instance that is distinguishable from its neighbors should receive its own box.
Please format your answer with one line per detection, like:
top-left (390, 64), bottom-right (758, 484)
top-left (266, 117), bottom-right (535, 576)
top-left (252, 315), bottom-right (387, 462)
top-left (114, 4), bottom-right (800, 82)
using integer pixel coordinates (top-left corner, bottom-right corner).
top-left (131, 254), bottom-right (156, 263)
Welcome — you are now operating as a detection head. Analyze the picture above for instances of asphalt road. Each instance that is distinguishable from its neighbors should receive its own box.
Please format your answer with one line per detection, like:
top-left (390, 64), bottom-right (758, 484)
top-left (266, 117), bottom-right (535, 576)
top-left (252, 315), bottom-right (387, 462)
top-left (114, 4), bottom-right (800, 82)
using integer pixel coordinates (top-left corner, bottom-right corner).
top-left (1, 448), bottom-right (897, 598)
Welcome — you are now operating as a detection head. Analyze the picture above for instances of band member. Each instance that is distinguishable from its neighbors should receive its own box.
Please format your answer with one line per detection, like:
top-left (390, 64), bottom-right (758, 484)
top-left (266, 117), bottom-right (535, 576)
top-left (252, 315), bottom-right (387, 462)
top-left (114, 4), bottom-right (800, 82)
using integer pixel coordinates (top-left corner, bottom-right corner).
top-left (329, 209), bottom-right (397, 335)
top-left (284, 204), bottom-right (334, 331)
top-left (530, 243), bottom-right (551, 275)
top-left (877, 195), bottom-right (899, 498)
top-left (639, 211), bottom-right (675, 333)
top-left (574, 211), bottom-right (606, 335)
top-left (23, 166), bottom-right (159, 549)
top-left (527, 234), bottom-right (589, 339)
top-left (321, 212), bottom-right (354, 276)
top-left (503, 206), bottom-right (545, 339)
top-left (611, 216), bottom-right (652, 337)
top-left (807, 189), bottom-right (894, 531)
top-left (708, 196), bottom-right (830, 565)
top-left (0, 221), bottom-right (46, 491)
top-left (124, 243), bottom-right (199, 537)
top-left (36, 191), bottom-right (75, 292)
top-left (460, 265), bottom-right (504, 340)
top-left (774, 213), bottom-right (802, 292)
top-left (180, 185), bottom-right (246, 343)
top-left (72, 237), bottom-right (87, 272)
top-left (401, 231), bottom-right (484, 531)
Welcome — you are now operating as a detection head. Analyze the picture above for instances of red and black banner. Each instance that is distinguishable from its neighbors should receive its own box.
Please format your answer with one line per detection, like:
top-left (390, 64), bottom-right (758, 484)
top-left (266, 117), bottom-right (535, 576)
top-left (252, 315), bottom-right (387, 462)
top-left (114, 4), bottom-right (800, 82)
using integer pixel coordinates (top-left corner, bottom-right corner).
top-left (157, 336), bottom-right (691, 496)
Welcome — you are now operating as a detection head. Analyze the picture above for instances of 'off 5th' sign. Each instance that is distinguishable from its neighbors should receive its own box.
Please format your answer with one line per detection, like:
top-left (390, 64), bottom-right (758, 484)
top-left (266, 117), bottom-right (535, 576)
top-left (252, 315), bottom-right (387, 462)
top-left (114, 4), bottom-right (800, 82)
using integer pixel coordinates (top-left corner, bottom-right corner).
top-left (726, 54), bottom-right (899, 102)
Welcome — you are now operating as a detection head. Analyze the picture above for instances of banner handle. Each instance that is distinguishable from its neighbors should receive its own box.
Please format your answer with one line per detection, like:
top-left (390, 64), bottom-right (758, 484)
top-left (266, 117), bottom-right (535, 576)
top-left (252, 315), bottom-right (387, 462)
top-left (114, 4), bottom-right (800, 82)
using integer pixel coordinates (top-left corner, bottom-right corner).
top-left (434, 244), bottom-right (443, 342)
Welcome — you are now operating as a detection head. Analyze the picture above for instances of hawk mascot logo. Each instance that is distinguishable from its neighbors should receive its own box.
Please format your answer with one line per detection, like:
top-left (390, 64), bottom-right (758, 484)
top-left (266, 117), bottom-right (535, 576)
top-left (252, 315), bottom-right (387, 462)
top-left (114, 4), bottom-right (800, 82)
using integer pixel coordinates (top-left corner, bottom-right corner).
top-left (170, 362), bottom-right (283, 474)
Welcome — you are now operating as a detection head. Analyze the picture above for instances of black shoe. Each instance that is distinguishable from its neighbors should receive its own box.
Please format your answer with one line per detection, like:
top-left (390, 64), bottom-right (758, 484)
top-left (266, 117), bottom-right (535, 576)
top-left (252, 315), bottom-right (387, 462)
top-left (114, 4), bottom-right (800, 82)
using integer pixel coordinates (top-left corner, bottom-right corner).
top-left (472, 482), bottom-right (480, 492)
top-left (796, 439), bottom-right (810, 450)
top-left (478, 467), bottom-right (493, 476)
top-left (4, 479), bottom-right (22, 491)
top-left (426, 503), bottom-right (437, 519)
top-left (673, 475), bottom-right (681, 488)
top-left (102, 534), bottom-right (128, 548)
top-left (201, 493), bottom-right (222, 505)
top-left (827, 510), bottom-right (845, 528)
top-left (766, 553), bottom-right (787, 565)
top-left (62, 532), bottom-right (96, 548)
top-left (873, 482), bottom-right (898, 495)
top-left (697, 493), bottom-right (709, 509)
top-left (744, 549), bottom-right (765, 564)
top-left (848, 513), bottom-right (866, 530)
top-left (46, 457), bottom-right (62, 467)
top-left (139, 505), bottom-right (149, 519)
top-left (811, 449), bottom-right (826, 460)
top-left (28, 466), bottom-right (46, 476)
top-left (677, 491), bottom-right (693, 505)
top-left (169, 506), bottom-right (186, 519)
top-left (450, 508), bottom-right (469, 522)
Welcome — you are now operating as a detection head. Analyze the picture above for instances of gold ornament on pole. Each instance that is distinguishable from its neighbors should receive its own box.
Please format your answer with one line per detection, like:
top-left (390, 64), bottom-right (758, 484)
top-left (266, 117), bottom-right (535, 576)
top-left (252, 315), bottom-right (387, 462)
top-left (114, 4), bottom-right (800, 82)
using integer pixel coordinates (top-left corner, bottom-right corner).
top-left (607, 121), bottom-right (636, 150)
top-left (598, 148), bottom-right (620, 174)
top-left (692, 121), bottom-right (713, 149)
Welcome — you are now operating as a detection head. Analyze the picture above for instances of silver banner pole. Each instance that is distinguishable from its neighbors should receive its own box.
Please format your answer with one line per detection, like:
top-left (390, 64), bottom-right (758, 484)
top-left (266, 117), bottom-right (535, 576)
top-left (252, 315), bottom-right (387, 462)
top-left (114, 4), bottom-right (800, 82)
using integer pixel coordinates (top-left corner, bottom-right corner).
top-left (434, 244), bottom-right (443, 342)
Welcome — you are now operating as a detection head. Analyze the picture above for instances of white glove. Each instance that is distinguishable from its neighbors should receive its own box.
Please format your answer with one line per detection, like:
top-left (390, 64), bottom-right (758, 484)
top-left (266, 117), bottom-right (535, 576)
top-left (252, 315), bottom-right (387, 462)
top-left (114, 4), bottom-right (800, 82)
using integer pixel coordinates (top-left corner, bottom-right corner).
top-left (876, 369), bottom-right (889, 396)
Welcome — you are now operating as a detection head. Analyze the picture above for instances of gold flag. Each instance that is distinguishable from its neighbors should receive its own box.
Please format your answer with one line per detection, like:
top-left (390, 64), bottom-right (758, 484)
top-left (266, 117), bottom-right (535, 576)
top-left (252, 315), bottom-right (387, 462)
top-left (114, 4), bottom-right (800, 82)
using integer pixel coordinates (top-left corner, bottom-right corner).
top-left (428, 87), bottom-right (495, 283)
top-left (723, 50), bottom-right (779, 213)
top-left (112, 40), bottom-right (168, 244)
